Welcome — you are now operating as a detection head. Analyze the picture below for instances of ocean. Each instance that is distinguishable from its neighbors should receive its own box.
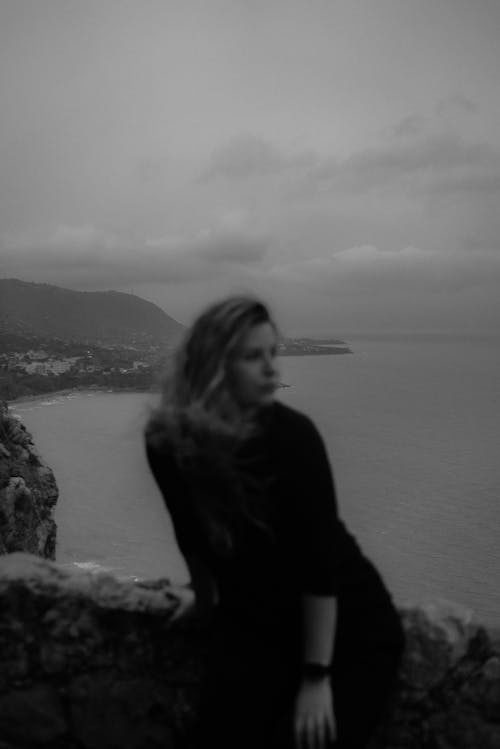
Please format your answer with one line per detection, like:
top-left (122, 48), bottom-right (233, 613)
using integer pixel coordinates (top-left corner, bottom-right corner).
top-left (11, 336), bottom-right (500, 625)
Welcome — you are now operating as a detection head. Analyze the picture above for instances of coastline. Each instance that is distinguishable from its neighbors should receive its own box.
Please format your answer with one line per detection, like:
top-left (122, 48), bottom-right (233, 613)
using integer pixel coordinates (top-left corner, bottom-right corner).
top-left (6, 387), bottom-right (84, 406)
top-left (6, 385), bottom-right (156, 407)
top-left (6, 381), bottom-right (292, 406)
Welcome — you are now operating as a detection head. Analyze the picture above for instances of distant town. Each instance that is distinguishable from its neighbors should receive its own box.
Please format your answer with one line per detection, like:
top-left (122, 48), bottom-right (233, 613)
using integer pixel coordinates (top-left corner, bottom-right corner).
top-left (0, 332), bottom-right (168, 401)
top-left (0, 279), bottom-right (352, 401)
top-left (0, 333), bottom-right (351, 402)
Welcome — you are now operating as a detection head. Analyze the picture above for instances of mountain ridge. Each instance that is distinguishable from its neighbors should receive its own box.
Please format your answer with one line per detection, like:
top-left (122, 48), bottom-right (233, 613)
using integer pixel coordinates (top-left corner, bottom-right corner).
top-left (0, 278), bottom-right (184, 345)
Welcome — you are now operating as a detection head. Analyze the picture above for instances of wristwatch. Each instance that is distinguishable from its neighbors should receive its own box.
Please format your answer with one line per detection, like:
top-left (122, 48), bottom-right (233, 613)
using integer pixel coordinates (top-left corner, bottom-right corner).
top-left (301, 662), bottom-right (331, 680)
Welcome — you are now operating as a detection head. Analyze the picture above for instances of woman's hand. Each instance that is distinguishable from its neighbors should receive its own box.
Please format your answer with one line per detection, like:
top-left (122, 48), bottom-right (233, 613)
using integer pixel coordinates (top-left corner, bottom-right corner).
top-left (294, 676), bottom-right (337, 749)
top-left (168, 586), bottom-right (196, 625)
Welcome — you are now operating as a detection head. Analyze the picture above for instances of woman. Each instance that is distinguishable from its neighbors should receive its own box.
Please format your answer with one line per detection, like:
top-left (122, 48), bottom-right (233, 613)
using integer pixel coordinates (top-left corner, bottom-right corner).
top-left (145, 295), bottom-right (404, 749)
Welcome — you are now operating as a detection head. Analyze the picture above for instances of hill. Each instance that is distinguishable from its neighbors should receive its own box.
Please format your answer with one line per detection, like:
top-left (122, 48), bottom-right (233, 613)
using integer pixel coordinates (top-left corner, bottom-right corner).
top-left (0, 279), bottom-right (184, 345)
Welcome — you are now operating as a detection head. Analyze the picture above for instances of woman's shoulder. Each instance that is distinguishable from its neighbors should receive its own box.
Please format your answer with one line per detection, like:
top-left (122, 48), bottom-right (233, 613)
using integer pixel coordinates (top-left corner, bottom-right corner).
top-left (144, 421), bottom-right (163, 452)
top-left (266, 399), bottom-right (318, 436)
top-left (144, 417), bottom-right (177, 460)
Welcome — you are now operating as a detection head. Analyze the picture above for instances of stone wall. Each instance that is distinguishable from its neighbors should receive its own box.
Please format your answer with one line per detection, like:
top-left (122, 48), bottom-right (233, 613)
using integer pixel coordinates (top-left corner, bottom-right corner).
top-left (0, 402), bottom-right (57, 558)
top-left (0, 553), bottom-right (499, 749)
top-left (0, 554), bottom-right (198, 749)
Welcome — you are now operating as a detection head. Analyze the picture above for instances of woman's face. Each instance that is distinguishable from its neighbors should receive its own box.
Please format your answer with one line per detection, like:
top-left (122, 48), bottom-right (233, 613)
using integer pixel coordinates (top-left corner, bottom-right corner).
top-left (228, 322), bottom-right (280, 411)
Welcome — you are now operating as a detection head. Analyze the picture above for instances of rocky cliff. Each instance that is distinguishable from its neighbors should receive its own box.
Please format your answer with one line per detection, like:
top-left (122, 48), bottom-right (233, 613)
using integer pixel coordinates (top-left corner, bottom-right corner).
top-left (0, 401), bottom-right (57, 558)
top-left (0, 554), bottom-right (499, 749)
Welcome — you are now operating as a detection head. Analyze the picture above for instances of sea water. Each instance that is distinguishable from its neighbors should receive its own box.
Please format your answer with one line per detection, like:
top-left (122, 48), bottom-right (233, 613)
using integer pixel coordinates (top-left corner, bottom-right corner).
top-left (12, 336), bottom-right (500, 625)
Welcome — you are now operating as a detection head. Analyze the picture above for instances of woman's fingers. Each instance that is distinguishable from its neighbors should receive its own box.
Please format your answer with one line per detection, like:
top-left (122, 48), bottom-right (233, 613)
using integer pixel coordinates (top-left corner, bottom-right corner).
top-left (294, 717), bottom-right (305, 749)
top-left (326, 706), bottom-right (337, 744)
top-left (294, 715), bottom-right (309, 749)
top-left (168, 587), bottom-right (195, 622)
top-left (294, 715), bottom-right (333, 749)
top-left (299, 717), bottom-right (317, 749)
top-left (316, 718), bottom-right (328, 749)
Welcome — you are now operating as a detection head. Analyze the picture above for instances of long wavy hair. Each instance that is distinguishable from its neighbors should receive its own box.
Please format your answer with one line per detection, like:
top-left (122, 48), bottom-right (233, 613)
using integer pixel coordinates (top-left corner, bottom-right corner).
top-left (145, 294), bottom-right (281, 555)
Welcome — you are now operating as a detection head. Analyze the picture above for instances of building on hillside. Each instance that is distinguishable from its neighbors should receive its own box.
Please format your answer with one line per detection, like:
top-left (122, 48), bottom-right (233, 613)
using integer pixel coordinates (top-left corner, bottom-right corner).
top-left (25, 350), bottom-right (49, 360)
top-left (23, 358), bottom-right (78, 376)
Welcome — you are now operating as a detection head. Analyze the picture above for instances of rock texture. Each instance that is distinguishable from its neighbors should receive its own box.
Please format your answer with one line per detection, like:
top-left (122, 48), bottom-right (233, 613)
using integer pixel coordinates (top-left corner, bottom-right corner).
top-left (0, 553), bottom-right (198, 749)
top-left (0, 401), bottom-right (58, 558)
top-left (0, 554), bottom-right (499, 749)
top-left (374, 600), bottom-right (500, 749)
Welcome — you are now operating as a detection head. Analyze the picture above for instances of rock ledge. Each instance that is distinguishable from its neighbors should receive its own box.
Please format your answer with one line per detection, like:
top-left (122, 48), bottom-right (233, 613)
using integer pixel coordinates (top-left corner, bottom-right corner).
top-left (0, 401), bottom-right (57, 558)
top-left (0, 554), bottom-right (499, 749)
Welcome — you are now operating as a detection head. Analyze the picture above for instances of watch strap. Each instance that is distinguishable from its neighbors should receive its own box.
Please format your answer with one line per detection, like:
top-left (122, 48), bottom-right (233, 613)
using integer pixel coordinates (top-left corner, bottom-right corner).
top-left (302, 662), bottom-right (331, 680)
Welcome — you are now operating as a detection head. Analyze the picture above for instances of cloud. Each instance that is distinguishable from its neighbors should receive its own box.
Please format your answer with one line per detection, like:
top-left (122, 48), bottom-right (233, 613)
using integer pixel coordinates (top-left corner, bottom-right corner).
top-left (146, 225), bottom-right (269, 266)
top-left (436, 94), bottom-right (477, 117)
top-left (133, 157), bottom-right (168, 185)
top-left (1, 226), bottom-right (119, 270)
top-left (389, 115), bottom-right (427, 140)
top-left (202, 135), bottom-right (316, 180)
top-left (273, 244), bottom-right (500, 334)
top-left (266, 245), bottom-right (500, 298)
top-left (310, 133), bottom-right (500, 196)
top-left (194, 232), bottom-right (268, 264)
top-left (0, 222), bottom-right (271, 288)
top-left (201, 129), bottom-right (500, 203)
top-left (197, 128), bottom-right (500, 217)
top-left (425, 168), bottom-right (500, 196)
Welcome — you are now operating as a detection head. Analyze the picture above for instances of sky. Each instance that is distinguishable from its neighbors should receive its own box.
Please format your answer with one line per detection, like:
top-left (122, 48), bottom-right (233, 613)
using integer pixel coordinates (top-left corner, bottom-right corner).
top-left (1, 0), bottom-right (499, 337)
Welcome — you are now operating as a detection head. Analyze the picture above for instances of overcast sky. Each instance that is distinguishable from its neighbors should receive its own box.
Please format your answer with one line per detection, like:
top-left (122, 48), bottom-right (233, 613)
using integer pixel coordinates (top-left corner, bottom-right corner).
top-left (1, 0), bottom-right (499, 336)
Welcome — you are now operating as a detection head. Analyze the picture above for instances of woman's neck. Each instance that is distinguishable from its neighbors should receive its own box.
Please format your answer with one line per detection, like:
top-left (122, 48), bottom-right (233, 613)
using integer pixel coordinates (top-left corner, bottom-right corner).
top-left (241, 400), bottom-right (274, 425)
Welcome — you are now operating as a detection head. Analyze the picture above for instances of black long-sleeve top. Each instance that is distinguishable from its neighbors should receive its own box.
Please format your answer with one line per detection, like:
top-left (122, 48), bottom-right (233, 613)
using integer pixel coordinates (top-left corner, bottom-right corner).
top-left (145, 400), bottom-right (389, 654)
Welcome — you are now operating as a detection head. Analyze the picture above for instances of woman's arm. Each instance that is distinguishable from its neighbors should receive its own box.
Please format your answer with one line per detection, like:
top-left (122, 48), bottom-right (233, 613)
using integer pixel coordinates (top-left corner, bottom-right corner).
top-left (290, 416), bottom-right (345, 748)
top-left (172, 552), bottom-right (219, 629)
top-left (144, 439), bottom-right (219, 628)
top-left (301, 593), bottom-right (337, 666)
top-left (294, 595), bottom-right (337, 749)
